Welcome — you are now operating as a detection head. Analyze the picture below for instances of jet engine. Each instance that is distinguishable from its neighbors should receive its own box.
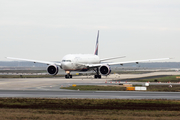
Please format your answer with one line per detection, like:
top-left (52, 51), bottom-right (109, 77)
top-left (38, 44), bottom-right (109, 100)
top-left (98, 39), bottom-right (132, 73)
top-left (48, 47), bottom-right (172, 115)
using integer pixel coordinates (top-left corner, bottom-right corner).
top-left (99, 65), bottom-right (111, 76)
top-left (47, 65), bottom-right (59, 75)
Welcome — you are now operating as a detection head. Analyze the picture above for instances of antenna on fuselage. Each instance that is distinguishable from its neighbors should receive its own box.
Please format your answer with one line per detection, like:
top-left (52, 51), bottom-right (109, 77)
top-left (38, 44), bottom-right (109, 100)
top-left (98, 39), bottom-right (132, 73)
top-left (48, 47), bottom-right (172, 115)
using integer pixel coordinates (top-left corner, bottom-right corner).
top-left (94, 30), bottom-right (99, 55)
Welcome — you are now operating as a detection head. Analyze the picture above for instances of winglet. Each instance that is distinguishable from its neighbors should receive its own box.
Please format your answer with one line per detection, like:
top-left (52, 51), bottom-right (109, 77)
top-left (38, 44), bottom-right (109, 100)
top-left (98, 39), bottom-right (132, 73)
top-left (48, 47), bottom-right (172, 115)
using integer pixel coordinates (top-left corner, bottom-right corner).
top-left (94, 30), bottom-right (99, 55)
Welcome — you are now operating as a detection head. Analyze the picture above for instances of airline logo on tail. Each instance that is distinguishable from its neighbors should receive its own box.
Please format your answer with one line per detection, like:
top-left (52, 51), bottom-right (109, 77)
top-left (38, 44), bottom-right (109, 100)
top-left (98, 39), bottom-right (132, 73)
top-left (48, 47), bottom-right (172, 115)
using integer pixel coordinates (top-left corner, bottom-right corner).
top-left (94, 30), bottom-right (99, 55)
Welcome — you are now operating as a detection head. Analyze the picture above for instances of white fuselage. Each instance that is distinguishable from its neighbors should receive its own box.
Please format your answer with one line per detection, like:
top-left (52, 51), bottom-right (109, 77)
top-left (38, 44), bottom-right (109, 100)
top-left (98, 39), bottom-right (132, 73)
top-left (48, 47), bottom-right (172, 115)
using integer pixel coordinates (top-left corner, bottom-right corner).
top-left (61, 54), bottom-right (100, 71)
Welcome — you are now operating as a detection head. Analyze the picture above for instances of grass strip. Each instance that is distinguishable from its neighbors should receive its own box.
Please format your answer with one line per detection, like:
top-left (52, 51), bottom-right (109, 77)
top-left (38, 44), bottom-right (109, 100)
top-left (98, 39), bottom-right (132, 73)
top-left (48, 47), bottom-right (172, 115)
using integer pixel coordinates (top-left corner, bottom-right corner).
top-left (147, 85), bottom-right (180, 92)
top-left (61, 85), bottom-right (180, 92)
top-left (0, 98), bottom-right (180, 120)
top-left (0, 98), bottom-right (180, 111)
top-left (131, 75), bottom-right (180, 82)
top-left (1, 108), bottom-right (180, 120)
top-left (61, 85), bottom-right (126, 91)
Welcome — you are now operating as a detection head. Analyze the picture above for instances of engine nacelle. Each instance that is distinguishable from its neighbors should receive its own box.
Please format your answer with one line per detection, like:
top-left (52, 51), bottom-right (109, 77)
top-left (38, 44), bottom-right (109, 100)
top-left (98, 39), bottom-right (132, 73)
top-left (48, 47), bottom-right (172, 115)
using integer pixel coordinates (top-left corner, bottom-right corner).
top-left (47, 65), bottom-right (59, 75)
top-left (99, 65), bottom-right (111, 76)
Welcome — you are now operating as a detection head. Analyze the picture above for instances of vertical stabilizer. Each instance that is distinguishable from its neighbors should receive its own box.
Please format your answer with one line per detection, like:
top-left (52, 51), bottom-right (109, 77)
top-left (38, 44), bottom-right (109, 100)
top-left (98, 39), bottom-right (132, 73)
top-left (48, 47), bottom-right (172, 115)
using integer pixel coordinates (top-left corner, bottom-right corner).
top-left (94, 30), bottom-right (99, 55)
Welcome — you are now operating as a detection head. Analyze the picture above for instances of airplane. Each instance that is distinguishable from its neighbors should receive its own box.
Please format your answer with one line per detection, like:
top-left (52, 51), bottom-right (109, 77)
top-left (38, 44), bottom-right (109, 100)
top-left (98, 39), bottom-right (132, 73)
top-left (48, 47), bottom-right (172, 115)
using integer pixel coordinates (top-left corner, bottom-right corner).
top-left (6, 31), bottom-right (170, 79)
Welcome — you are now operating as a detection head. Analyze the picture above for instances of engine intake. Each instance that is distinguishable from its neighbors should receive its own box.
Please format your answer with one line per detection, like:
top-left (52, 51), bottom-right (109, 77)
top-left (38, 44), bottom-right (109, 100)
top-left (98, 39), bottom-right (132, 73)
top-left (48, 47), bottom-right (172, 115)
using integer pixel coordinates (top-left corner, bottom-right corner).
top-left (99, 65), bottom-right (111, 76)
top-left (47, 65), bottom-right (59, 75)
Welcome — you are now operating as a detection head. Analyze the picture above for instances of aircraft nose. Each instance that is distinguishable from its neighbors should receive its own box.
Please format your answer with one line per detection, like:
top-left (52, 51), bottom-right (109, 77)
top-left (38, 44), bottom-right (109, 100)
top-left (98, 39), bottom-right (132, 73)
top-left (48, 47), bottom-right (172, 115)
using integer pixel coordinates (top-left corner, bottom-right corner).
top-left (61, 62), bottom-right (71, 70)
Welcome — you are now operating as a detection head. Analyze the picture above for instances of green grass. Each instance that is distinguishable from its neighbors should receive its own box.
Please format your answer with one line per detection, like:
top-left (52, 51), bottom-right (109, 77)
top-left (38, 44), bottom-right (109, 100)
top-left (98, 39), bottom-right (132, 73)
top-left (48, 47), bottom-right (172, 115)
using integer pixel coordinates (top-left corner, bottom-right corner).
top-left (114, 71), bottom-right (154, 74)
top-left (147, 85), bottom-right (180, 92)
top-left (132, 75), bottom-right (180, 82)
top-left (0, 98), bottom-right (180, 111)
top-left (0, 98), bottom-right (180, 120)
top-left (61, 85), bottom-right (180, 92)
top-left (61, 85), bottom-right (126, 91)
top-left (1, 108), bottom-right (180, 120)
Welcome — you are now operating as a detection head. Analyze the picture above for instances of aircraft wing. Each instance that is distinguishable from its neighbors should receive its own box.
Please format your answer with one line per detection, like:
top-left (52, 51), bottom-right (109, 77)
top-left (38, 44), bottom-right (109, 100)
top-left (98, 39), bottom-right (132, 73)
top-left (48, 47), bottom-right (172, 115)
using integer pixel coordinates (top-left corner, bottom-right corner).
top-left (100, 56), bottom-right (126, 61)
top-left (87, 58), bottom-right (170, 68)
top-left (6, 57), bottom-right (61, 66)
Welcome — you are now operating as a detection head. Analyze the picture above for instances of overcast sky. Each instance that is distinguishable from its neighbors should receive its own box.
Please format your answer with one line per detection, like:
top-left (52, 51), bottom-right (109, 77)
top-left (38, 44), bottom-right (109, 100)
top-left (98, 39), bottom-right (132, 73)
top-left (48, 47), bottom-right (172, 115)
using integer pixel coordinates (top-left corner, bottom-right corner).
top-left (0, 0), bottom-right (180, 62)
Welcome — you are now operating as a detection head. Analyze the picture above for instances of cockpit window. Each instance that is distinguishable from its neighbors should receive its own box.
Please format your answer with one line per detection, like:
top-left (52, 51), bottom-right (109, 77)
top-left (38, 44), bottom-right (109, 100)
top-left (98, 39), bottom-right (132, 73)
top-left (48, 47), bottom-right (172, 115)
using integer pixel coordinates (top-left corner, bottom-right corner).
top-left (62, 60), bottom-right (71, 62)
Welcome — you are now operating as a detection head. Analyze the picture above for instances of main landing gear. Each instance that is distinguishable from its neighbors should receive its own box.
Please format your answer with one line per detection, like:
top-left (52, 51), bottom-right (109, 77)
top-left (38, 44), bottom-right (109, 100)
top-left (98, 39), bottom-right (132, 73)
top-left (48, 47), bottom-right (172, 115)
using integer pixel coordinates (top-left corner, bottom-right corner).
top-left (65, 74), bottom-right (72, 79)
top-left (94, 68), bottom-right (101, 79)
top-left (94, 74), bottom-right (101, 78)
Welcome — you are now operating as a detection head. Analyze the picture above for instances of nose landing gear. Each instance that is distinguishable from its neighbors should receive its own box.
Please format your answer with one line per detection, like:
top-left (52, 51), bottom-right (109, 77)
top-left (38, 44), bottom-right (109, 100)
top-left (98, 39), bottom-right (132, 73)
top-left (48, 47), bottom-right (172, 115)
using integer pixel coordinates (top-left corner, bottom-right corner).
top-left (65, 71), bottom-right (72, 79)
top-left (65, 74), bottom-right (72, 79)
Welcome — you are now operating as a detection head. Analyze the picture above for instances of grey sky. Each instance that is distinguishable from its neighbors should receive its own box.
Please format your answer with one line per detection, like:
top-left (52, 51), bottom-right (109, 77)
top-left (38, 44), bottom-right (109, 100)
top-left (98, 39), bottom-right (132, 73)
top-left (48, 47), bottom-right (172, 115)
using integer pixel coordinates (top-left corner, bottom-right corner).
top-left (0, 0), bottom-right (180, 62)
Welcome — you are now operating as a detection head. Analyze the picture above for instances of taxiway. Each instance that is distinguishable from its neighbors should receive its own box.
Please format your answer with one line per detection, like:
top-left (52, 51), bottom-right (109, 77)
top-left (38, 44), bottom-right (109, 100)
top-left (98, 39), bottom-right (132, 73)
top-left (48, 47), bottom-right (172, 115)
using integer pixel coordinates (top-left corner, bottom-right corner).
top-left (0, 72), bottom-right (180, 99)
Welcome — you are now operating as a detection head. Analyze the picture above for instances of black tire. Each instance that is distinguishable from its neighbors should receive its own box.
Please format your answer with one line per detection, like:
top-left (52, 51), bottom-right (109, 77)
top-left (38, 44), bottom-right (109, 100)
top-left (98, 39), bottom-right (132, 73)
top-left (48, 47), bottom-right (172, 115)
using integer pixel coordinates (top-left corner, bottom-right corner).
top-left (65, 75), bottom-right (69, 79)
top-left (70, 75), bottom-right (72, 78)
top-left (94, 75), bottom-right (97, 78)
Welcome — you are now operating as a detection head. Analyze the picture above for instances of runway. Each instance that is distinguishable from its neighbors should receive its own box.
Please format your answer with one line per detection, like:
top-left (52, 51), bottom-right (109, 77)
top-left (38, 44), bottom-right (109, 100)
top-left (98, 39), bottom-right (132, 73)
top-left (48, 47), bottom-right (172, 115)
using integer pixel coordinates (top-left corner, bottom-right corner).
top-left (0, 72), bottom-right (180, 99)
top-left (0, 90), bottom-right (180, 99)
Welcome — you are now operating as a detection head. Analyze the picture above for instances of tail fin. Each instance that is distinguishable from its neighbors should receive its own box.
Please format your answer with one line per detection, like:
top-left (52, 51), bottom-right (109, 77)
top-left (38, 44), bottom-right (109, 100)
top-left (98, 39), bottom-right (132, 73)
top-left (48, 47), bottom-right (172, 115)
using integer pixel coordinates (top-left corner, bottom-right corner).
top-left (94, 30), bottom-right (99, 55)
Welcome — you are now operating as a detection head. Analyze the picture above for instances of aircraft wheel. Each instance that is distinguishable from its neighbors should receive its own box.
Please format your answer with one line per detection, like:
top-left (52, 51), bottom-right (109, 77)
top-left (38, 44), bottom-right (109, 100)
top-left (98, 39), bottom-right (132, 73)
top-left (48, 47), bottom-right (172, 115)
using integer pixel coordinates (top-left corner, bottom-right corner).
top-left (94, 75), bottom-right (97, 79)
top-left (94, 75), bottom-right (101, 79)
top-left (70, 75), bottom-right (72, 78)
top-left (65, 75), bottom-right (69, 79)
